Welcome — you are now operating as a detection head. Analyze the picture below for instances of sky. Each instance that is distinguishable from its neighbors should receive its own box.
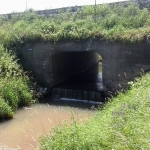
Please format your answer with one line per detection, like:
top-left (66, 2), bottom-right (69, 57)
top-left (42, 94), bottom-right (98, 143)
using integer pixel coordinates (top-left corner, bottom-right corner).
top-left (0, 0), bottom-right (129, 14)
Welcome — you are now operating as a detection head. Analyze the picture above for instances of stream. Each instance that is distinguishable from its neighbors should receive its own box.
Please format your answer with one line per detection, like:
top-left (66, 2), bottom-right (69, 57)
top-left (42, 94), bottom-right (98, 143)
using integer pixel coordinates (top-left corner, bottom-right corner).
top-left (0, 102), bottom-right (96, 150)
top-left (0, 62), bottom-right (102, 150)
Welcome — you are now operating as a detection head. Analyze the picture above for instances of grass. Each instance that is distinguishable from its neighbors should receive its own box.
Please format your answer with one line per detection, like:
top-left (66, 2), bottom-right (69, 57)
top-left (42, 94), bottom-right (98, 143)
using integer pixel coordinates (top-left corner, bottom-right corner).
top-left (0, 0), bottom-right (149, 143)
top-left (38, 72), bottom-right (150, 150)
top-left (0, 1), bottom-right (149, 49)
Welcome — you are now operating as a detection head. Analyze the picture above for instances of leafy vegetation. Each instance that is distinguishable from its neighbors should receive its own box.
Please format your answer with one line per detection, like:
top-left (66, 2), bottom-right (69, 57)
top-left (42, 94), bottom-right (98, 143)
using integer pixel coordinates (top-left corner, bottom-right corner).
top-left (38, 72), bottom-right (150, 150)
top-left (0, 45), bottom-right (34, 119)
top-left (0, 0), bottom-right (149, 147)
top-left (0, 1), bottom-right (149, 50)
top-left (0, 0), bottom-right (149, 122)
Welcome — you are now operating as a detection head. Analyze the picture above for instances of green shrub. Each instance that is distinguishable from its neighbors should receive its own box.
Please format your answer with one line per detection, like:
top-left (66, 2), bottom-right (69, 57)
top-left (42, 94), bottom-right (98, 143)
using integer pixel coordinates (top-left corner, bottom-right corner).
top-left (0, 77), bottom-right (33, 111)
top-left (0, 45), bottom-right (34, 117)
top-left (0, 97), bottom-right (14, 119)
top-left (0, 2), bottom-right (149, 45)
top-left (0, 1), bottom-right (150, 119)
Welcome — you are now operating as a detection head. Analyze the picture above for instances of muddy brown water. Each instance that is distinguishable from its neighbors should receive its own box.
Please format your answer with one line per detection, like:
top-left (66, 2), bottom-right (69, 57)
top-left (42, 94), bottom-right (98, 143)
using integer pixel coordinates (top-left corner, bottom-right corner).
top-left (0, 62), bottom-right (102, 149)
top-left (0, 102), bottom-right (96, 150)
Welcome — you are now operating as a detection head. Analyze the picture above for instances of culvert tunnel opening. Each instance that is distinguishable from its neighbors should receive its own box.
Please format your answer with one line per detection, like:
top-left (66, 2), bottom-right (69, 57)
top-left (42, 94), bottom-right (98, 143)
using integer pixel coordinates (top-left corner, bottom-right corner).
top-left (52, 51), bottom-right (105, 102)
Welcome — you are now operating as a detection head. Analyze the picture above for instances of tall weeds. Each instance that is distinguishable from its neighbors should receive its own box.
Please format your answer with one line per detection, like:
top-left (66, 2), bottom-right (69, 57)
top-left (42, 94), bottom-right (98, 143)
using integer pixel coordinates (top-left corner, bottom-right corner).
top-left (38, 72), bottom-right (150, 150)
top-left (0, 45), bottom-right (33, 118)
top-left (0, 1), bottom-right (149, 47)
top-left (0, 0), bottom-right (149, 119)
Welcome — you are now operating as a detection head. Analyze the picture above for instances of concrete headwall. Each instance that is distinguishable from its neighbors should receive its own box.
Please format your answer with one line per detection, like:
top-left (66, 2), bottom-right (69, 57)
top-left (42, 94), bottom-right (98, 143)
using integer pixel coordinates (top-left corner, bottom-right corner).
top-left (17, 39), bottom-right (150, 92)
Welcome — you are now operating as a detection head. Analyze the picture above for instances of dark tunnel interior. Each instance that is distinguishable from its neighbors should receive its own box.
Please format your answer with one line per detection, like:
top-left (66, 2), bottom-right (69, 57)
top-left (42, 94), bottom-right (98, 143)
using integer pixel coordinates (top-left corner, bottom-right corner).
top-left (51, 51), bottom-right (105, 102)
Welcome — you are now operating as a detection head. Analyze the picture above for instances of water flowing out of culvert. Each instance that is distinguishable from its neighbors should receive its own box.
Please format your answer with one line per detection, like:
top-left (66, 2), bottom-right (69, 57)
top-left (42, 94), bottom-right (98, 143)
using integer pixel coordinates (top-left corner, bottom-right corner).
top-left (52, 62), bottom-right (105, 102)
top-left (0, 104), bottom-right (95, 150)
top-left (0, 53), bottom-right (103, 150)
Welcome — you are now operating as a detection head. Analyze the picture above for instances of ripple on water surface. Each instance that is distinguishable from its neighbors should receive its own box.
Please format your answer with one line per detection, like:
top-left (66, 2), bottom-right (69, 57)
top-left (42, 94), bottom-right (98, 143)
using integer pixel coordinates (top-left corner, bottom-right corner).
top-left (0, 103), bottom-right (95, 150)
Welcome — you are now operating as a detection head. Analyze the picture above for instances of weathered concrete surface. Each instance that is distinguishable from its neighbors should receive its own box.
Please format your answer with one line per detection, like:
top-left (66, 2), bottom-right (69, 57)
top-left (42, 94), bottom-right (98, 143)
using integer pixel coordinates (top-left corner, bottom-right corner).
top-left (17, 39), bottom-right (150, 92)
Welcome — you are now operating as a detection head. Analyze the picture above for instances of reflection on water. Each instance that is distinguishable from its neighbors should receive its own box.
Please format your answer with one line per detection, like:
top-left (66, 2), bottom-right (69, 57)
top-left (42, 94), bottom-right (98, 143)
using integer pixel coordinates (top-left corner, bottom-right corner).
top-left (0, 103), bottom-right (95, 150)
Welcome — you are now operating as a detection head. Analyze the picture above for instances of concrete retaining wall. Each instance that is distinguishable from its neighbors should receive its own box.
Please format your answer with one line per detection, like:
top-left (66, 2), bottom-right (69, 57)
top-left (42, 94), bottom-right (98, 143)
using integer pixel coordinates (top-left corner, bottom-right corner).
top-left (17, 39), bottom-right (150, 92)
